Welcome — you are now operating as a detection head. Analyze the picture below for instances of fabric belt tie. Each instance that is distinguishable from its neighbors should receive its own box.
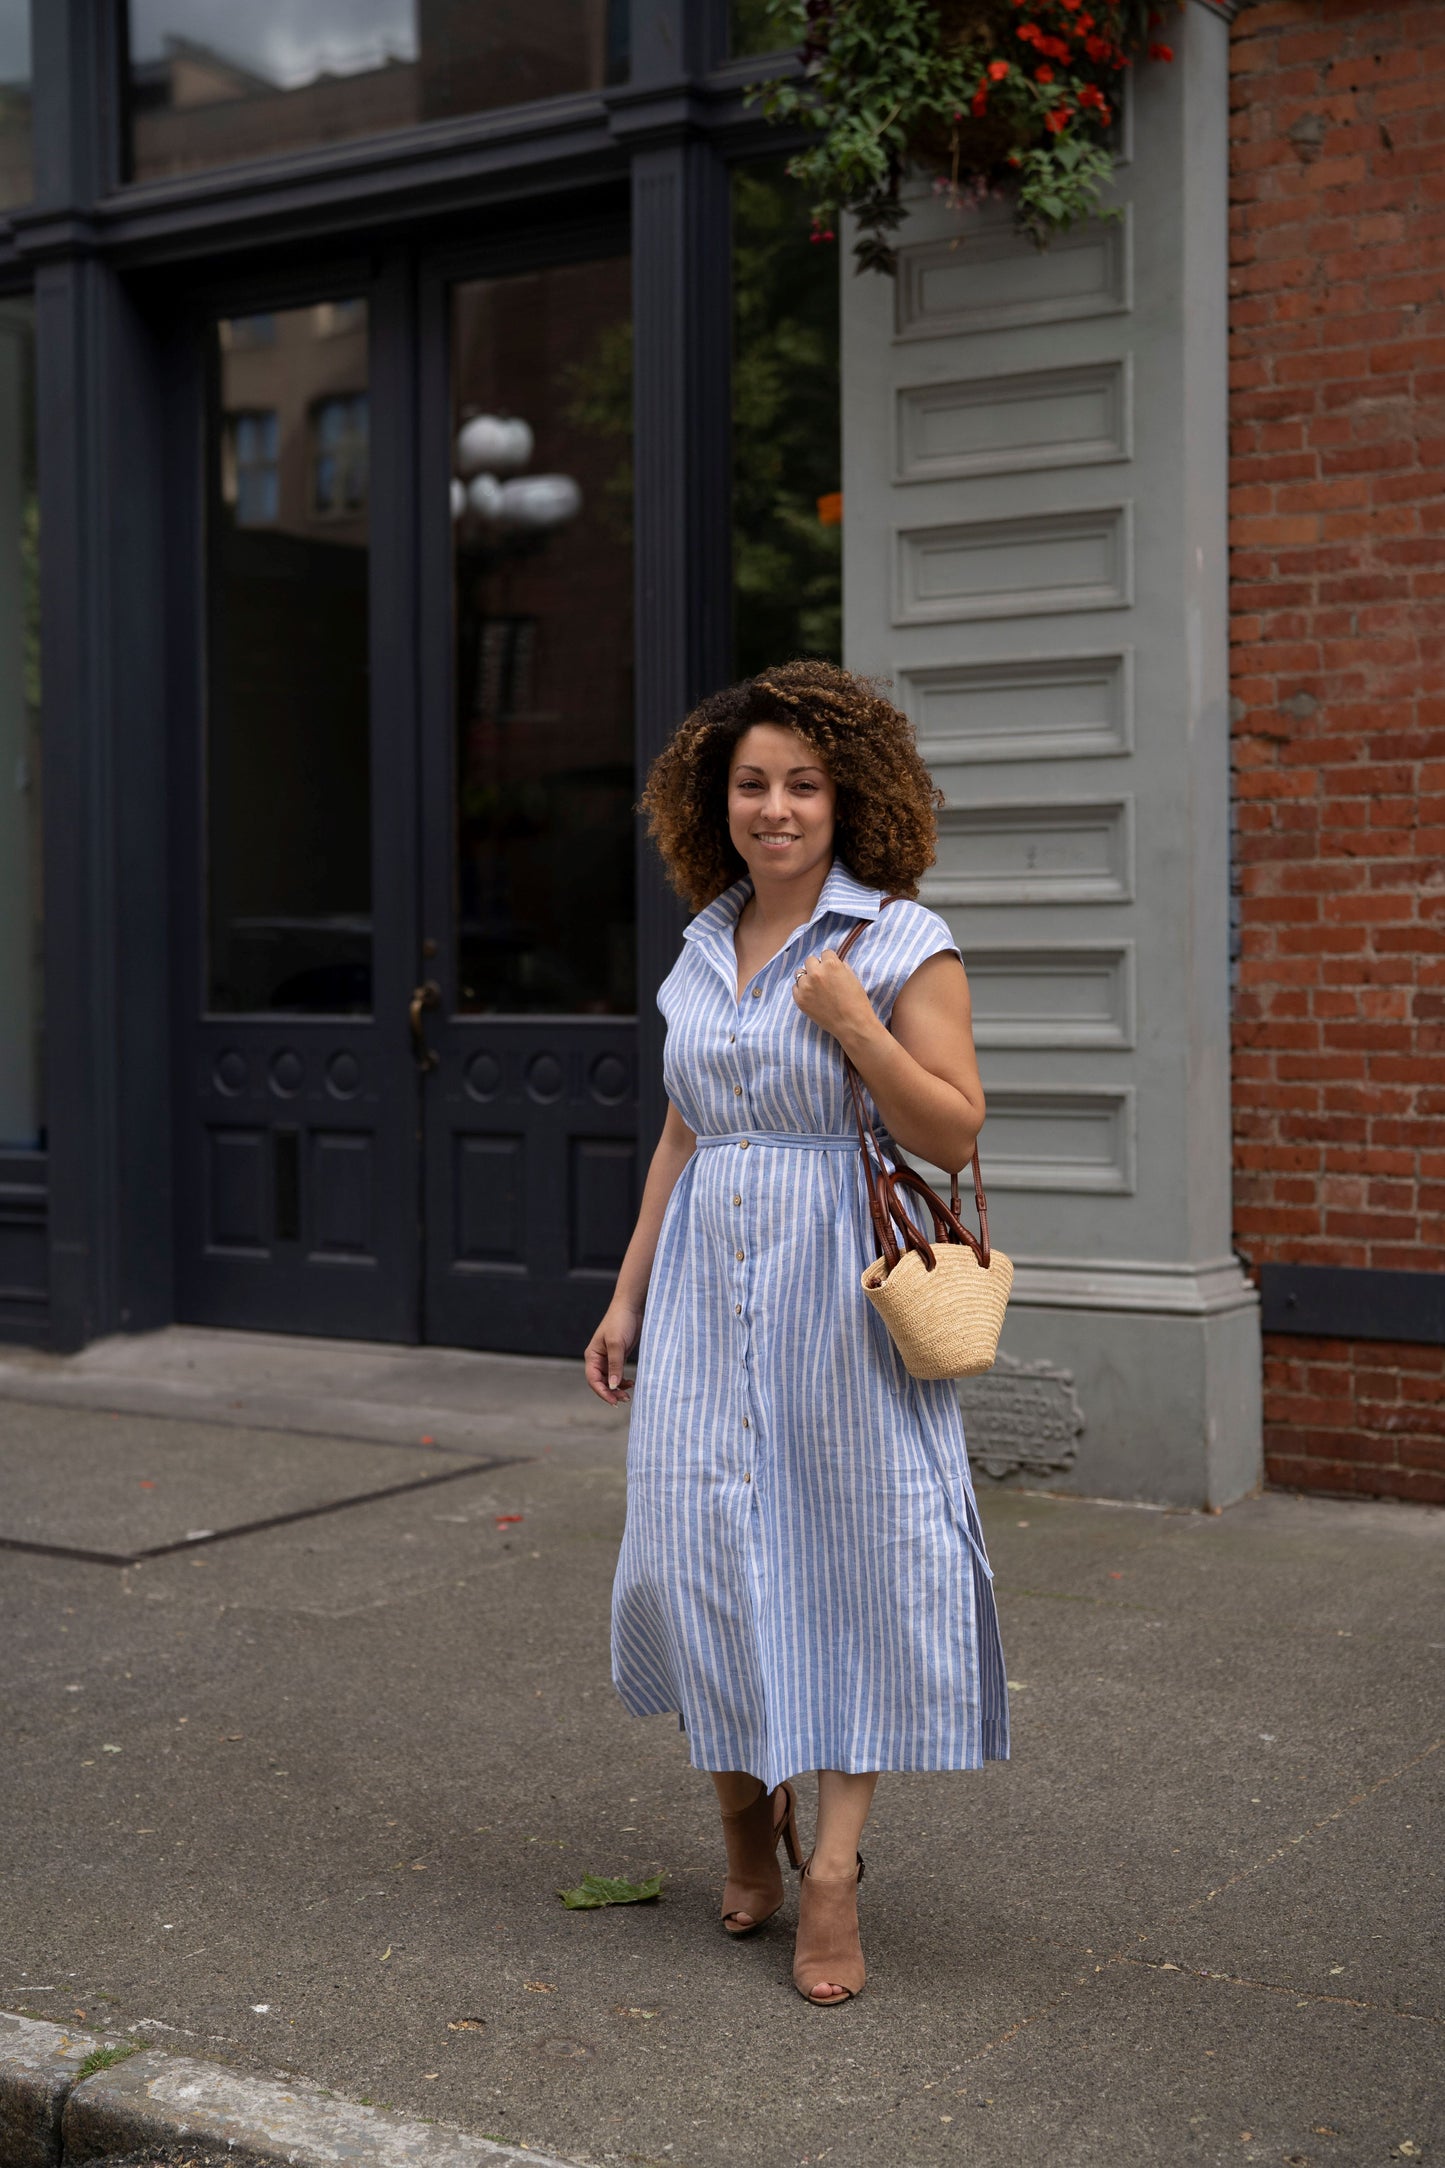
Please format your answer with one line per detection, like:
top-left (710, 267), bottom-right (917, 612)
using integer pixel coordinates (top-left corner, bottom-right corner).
top-left (694, 1131), bottom-right (859, 1151)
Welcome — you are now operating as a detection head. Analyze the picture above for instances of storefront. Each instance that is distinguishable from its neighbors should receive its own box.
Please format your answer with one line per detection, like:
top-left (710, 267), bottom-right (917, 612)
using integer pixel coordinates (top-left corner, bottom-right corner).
top-left (0, 0), bottom-right (840, 1359)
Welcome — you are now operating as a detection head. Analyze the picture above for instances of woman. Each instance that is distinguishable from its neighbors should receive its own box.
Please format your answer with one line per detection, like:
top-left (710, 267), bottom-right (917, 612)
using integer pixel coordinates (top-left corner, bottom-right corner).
top-left (585, 659), bottom-right (1008, 2006)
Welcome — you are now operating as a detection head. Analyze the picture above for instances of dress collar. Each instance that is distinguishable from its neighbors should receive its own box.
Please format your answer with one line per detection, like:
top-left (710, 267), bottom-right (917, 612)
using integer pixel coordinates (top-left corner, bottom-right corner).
top-left (682, 859), bottom-right (885, 991)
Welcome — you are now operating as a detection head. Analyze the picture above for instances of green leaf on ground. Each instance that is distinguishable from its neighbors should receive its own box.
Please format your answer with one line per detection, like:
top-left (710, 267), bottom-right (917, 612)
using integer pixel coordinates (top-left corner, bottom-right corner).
top-left (557, 1871), bottom-right (665, 1910)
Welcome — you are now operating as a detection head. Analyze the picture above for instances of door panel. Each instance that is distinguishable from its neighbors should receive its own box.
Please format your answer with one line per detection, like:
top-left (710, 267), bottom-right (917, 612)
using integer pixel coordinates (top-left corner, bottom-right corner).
top-left (172, 276), bottom-right (421, 1343)
top-left (418, 239), bottom-right (639, 1353)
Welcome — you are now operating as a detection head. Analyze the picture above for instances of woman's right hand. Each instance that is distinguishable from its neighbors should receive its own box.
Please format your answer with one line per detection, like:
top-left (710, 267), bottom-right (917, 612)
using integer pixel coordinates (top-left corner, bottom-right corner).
top-left (585, 1299), bottom-right (643, 1405)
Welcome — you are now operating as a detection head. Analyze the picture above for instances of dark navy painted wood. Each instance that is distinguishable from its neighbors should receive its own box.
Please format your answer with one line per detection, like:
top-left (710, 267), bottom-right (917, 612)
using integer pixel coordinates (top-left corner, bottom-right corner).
top-left (1260, 1265), bottom-right (1445, 1347)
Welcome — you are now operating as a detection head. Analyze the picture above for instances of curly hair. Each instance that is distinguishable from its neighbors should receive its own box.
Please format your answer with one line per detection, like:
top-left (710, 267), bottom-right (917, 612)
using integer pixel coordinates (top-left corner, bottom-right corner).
top-left (641, 659), bottom-right (943, 912)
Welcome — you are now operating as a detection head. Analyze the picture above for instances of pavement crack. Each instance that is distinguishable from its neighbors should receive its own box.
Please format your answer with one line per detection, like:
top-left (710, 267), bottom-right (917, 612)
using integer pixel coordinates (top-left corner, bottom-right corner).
top-left (1187, 1735), bottom-right (1441, 1913)
top-left (1112, 1954), bottom-right (1442, 2023)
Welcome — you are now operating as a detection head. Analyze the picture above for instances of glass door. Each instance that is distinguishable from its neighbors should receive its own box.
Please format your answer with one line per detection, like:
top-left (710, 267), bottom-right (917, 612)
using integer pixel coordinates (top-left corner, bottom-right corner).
top-left (416, 236), bottom-right (639, 1353)
top-left (172, 269), bottom-right (422, 1342)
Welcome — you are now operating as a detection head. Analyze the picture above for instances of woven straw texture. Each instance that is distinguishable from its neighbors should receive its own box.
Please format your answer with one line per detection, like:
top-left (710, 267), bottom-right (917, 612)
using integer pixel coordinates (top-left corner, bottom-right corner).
top-left (861, 1244), bottom-right (1014, 1380)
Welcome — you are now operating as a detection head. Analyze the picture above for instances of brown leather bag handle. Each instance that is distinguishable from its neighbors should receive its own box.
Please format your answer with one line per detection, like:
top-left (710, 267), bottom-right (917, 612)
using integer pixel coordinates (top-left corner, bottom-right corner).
top-left (834, 901), bottom-right (993, 1277)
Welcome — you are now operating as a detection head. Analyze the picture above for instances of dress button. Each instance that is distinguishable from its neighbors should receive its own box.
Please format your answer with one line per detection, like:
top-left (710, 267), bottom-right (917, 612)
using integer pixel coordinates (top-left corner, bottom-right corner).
top-left (732, 1194), bottom-right (741, 1207)
top-left (734, 1303), bottom-right (742, 1315)
top-left (738, 1139), bottom-right (749, 1150)
top-left (728, 1033), bottom-right (735, 1043)
top-left (736, 1248), bottom-right (744, 1261)
top-left (742, 1417), bottom-right (750, 1429)
top-left (751, 987), bottom-right (762, 999)
top-left (743, 1471), bottom-right (752, 1483)
top-left (733, 1083), bottom-right (742, 1097)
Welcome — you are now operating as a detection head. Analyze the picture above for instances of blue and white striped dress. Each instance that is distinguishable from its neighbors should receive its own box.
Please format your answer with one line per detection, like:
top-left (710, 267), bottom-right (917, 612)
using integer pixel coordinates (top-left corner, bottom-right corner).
top-left (611, 859), bottom-right (1008, 1788)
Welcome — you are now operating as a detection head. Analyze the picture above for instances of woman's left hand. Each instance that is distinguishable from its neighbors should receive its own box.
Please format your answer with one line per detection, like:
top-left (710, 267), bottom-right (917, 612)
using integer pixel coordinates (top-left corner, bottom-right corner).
top-left (791, 949), bottom-right (879, 1047)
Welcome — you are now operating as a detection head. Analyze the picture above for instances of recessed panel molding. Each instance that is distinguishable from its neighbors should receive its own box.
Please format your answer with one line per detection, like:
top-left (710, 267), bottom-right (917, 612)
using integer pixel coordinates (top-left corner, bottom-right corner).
top-left (903, 650), bottom-right (1133, 765)
top-left (895, 213), bottom-right (1131, 341)
top-left (896, 359), bottom-right (1131, 484)
top-left (963, 944), bottom-right (1134, 1049)
top-left (895, 505), bottom-right (1132, 625)
top-left (923, 799), bottom-right (1133, 906)
top-left (979, 1088), bottom-right (1135, 1193)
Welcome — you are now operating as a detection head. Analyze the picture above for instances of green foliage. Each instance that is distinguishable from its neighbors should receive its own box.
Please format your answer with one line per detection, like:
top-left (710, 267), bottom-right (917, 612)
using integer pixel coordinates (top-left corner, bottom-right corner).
top-left (76, 2044), bottom-right (141, 2079)
top-left (557, 1870), bottom-right (666, 1909)
top-left (732, 160), bottom-right (842, 675)
top-left (748, 0), bottom-right (1175, 273)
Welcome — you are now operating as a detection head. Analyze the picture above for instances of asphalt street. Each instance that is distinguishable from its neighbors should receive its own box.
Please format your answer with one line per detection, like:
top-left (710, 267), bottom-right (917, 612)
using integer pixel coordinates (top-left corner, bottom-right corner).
top-left (0, 1330), bottom-right (1440, 2168)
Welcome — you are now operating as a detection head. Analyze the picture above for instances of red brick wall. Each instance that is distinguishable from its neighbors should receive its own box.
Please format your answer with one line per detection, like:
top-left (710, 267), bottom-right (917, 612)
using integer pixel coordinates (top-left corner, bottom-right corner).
top-left (1227, 0), bottom-right (1445, 1504)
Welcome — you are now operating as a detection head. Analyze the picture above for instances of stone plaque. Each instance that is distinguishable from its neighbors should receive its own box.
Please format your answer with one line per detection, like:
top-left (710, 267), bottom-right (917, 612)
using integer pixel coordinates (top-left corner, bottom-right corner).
top-left (960, 1354), bottom-right (1085, 1482)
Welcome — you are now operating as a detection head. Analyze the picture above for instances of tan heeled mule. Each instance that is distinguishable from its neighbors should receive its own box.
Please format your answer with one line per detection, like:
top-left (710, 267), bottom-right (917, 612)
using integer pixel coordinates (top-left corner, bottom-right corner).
top-left (792, 1852), bottom-right (866, 2003)
top-left (719, 1779), bottom-right (802, 1935)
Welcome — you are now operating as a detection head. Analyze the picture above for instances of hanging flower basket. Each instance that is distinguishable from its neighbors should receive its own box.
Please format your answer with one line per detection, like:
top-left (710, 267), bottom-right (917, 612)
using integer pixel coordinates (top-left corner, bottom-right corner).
top-left (751, 0), bottom-right (1178, 274)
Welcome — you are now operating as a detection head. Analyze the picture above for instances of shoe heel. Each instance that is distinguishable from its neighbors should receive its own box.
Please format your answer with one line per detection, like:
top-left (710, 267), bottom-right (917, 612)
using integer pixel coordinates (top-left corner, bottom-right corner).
top-left (779, 1783), bottom-right (803, 1871)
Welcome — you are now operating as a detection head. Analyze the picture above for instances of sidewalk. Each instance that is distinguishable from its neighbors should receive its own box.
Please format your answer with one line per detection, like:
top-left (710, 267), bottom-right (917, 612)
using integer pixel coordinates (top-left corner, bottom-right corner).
top-left (0, 1328), bottom-right (1440, 2168)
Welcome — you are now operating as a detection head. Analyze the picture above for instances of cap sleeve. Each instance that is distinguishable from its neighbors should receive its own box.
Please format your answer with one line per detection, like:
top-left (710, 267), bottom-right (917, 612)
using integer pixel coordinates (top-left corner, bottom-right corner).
top-left (851, 899), bottom-right (962, 1025)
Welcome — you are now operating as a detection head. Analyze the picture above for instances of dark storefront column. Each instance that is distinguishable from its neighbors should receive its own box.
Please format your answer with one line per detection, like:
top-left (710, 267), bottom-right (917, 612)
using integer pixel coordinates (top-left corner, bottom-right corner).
top-left (617, 0), bottom-right (732, 1151)
top-left (20, 1), bottom-right (171, 1347)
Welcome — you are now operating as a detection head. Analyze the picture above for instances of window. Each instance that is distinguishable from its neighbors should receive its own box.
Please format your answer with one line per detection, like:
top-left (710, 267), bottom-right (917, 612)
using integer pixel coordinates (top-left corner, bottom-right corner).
top-left (207, 301), bottom-right (372, 1014)
top-left (0, 0), bottom-right (32, 209)
top-left (124, 0), bottom-right (630, 185)
top-left (730, 1), bottom-right (789, 60)
top-left (732, 159), bottom-right (842, 676)
top-left (224, 409), bottom-right (279, 526)
top-left (311, 394), bottom-right (369, 519)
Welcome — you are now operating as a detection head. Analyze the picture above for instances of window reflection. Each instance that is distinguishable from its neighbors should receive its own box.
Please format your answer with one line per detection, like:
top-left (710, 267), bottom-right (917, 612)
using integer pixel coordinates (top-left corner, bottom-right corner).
top-left (730, 1), bottom-right (789, 60)
top-left (207, 301), bottom-right (373, 1014)
top-left (125, 0), bottom-right (630, 185)
top-left (732, 158), bottom-right (842, 676)
top-left (0, 0), bottom-right (32, 209)
top-left (451, 257), bottom-right (634, 1016)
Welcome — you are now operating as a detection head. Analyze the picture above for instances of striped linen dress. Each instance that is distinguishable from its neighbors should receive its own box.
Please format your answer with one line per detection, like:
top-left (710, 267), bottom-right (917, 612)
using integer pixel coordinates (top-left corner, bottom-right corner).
top-left (611, 859), bottom-right (1009, 1788)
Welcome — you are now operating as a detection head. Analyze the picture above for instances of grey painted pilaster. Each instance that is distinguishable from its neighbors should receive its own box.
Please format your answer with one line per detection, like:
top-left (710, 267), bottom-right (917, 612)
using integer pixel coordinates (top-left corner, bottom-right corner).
top-left (842, 0), bottom-right (1261, 1505)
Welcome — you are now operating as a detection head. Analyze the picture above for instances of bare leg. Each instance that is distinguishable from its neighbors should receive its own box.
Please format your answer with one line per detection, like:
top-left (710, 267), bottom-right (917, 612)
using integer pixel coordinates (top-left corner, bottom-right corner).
top-left (801, 1769), bottom-right (878, 2002)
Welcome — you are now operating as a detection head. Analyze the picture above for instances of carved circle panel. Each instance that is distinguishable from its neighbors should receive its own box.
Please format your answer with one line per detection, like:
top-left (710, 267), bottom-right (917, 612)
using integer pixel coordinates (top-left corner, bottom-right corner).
top-left (464, 1051), bottom-right (503, 1103)
top-left (326, 1050), bottom-right (362, 1100)
top-left (525, 1052), bottom-right (564, 1105)
top-left (213, 1048), bottom-right (248, 1096)
top-left (269, 1048), bottom-right (305, 1097)
top-left (588, 1052), bottom-right (629, 1106)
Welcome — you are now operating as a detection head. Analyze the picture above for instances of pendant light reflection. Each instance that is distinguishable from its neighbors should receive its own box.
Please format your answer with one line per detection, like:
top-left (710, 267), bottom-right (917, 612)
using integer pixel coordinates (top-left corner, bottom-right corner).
top-left (452, 411), bottom-right (581, 542)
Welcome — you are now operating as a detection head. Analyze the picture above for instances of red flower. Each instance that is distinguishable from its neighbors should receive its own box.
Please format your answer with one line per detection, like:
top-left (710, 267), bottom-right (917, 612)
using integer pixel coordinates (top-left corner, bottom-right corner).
top-left (1148, 40), bottom-right (1174, 60)
top-left (1035, 63), bottom-right (1054, 81)
top-left (1084, 32), bottom-right (1112, 59)
top-left (971, 85), bottom-right (990, 115)
top-left (988, 57), bottom-right (1011, 79)
top-left (1045, 107), bottom-right (1070, 132)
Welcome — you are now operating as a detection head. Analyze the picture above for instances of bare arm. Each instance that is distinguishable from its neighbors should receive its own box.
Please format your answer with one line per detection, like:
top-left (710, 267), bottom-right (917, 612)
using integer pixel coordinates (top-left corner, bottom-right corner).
top-left (792, 947), bottom-right (984, 1171)
top-left (584, 1100), bottom-right (697, 1404)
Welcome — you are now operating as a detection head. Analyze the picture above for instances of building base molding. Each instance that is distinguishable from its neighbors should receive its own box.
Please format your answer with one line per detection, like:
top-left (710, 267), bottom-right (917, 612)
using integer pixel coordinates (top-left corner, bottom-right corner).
top-left (978, 1295), bottom-right (1264, 1510)
top-left (1009, 1254), bottom-right (1259, 1320)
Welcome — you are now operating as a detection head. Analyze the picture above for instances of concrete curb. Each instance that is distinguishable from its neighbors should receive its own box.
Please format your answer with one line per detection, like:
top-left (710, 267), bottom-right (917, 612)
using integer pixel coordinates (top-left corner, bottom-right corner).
top-left (0, 2014), bottom-right (585, 2168)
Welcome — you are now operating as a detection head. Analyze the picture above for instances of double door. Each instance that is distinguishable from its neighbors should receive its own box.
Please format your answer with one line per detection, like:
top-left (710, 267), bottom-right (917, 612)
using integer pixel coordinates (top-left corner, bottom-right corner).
top-left (169, 222), bottom-right (642, 1354)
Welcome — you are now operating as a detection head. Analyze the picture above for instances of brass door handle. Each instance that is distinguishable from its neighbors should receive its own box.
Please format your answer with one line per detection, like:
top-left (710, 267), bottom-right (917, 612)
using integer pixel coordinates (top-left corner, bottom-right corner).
top-left (409, 980), bottom-right (441, 1071)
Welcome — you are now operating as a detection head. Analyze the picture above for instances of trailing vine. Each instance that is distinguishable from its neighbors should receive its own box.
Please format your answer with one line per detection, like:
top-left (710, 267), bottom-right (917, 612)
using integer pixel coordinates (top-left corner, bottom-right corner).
top-left (751, 0), bottom-right (1178, 274)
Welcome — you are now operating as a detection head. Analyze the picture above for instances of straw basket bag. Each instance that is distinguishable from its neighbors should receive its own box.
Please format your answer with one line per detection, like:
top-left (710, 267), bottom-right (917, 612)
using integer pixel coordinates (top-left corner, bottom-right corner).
top-left (836, 909), bottom-right (1013, 1381)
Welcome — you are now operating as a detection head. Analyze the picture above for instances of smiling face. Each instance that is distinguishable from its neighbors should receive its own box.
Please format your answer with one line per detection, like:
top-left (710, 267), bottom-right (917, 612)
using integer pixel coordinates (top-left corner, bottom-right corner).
top-left (726, 723), bottom-right (837, 892)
